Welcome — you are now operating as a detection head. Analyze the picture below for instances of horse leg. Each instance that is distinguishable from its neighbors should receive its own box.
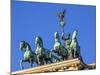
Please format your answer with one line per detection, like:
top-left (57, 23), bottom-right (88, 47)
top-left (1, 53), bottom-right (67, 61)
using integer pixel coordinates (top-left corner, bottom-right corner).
top-left (20, 59), bottom-right (27, 69)
top-left (60, 56), bottom-right (63, 61)
top-left (62, 56), bottom-right (65, 60)
top-left (71, 49), bottom-right (74, 58)
top-left (62, 55), bottom-right (67, 60)
top-left (29, 58), bottom-right (33, 68)
top-left (37, 55), bottom-right (41, 65)
top-left (74, 48), bottom-right (77, 58)
top-left (44, 59), bottom-right (48, 64)
top-left (50, 58), bottom-right (53, 63)
top-left (41, 57), bottom-right (45, 65)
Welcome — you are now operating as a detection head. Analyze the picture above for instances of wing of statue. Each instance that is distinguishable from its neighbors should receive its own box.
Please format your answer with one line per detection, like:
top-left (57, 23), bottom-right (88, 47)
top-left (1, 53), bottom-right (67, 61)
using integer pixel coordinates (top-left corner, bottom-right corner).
top-left (57, 12), bottom-right (62, 18)
top-left (63, 9), bottom-right (66, 16)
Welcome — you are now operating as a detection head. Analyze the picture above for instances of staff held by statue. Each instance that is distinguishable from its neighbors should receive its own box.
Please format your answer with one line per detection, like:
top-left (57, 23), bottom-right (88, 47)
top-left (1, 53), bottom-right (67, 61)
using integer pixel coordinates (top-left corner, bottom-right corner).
top-left (57, 9), bottom-right (66, 34)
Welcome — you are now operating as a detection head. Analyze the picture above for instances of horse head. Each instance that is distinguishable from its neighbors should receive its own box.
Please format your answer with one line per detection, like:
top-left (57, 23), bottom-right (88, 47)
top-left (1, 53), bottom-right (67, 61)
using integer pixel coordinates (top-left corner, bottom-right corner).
top-left (72, 30), bottom-right (78, 40)
top-left (19, 41), bottom-right (31, 51)
top-left (54, 32), bottom-right (60, 41)
top-left (35, 36), bottom-right (43, 47)
top-left (19, 41), bottom-right (26, 51)
top-left (53, 32), bottom-right (62, 53)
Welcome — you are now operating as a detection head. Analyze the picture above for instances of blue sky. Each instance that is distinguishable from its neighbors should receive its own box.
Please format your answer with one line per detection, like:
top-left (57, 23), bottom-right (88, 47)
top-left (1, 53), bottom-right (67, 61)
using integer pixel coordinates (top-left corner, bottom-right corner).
top-left (11, 1), bottom-right (96, 72)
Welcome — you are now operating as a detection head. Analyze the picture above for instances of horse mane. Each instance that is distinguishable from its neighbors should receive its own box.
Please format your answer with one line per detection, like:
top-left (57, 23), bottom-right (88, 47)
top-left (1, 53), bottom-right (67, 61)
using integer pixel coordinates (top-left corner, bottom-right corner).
top-left (24, 42), bottom-right (32, 51)
top-left (36, 36), bottom-right (43, 47)
top-left (72, 30), bottom-right (77, 40)
top-left (38, 36), bottom-right (43, 44)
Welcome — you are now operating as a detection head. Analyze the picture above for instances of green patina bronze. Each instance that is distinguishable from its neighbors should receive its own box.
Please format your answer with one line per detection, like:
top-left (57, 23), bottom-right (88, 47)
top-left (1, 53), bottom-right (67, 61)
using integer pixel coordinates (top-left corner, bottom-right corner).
top-left (53, 32), bottom-right (68, 60)
top-left (19, 41), bottom-right (37, 69)
top-left (19, 9), bottom-right (81, 70)
top-left (35, 36), bottom-right (60, 64)
top-left (70, 30), bottom-right (80, 59)
top-left (62, 32), bottom-right (71, 59)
